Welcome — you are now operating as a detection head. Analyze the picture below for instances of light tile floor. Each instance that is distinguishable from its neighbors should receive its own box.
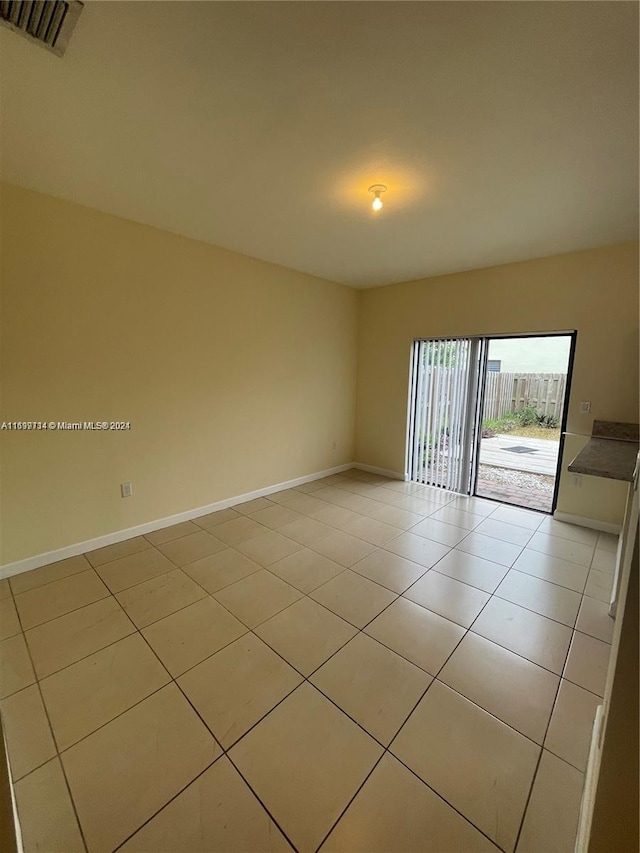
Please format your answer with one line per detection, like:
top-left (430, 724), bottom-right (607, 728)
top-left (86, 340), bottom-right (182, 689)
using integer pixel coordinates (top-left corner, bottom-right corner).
top-left (0, 470), bottom-right (618, 853)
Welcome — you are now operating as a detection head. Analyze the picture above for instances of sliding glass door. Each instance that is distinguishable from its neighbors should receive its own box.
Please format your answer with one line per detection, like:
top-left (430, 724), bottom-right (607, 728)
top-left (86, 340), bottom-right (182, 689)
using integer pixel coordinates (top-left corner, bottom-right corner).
top-left (406, 332), bottom-right (576, 512)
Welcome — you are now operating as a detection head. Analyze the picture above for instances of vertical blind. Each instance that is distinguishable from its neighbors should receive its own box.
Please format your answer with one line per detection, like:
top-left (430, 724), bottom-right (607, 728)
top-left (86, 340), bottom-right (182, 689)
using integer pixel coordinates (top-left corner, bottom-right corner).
top-left (407, 338), bottom-right (478, 493)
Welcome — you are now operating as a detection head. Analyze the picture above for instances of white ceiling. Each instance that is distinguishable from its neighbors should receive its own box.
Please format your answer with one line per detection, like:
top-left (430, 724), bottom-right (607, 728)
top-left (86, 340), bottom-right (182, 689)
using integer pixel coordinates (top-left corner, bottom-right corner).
top-left (1, 1), bottom-right (638, 288)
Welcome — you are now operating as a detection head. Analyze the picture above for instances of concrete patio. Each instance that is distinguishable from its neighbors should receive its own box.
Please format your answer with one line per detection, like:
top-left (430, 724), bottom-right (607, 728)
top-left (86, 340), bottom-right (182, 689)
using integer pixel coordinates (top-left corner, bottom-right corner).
top-left (479, 434), bottom-right (560, 475)
top-left (476, 434), bottom-right (560, 512)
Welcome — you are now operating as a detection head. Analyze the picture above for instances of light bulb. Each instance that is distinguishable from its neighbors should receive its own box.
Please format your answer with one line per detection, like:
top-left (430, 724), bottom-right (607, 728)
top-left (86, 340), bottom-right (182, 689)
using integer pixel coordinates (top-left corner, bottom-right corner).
top-left (368, 184), bottom-right (387, 212)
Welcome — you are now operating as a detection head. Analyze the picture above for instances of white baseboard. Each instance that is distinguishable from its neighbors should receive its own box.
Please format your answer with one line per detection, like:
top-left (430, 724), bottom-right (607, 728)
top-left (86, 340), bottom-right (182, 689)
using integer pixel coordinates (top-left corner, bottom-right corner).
top-left (0, 463), bottom-right (354, 580)
top-left (353, 462), bottom-right (405, 480)
top-left (553, 511), bottom-right (622, 535)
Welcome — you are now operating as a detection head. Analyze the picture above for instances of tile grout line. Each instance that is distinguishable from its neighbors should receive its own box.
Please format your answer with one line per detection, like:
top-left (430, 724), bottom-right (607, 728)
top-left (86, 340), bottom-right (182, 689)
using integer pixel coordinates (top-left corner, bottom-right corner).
top-left (223, 753), bottom-right (301, 853)
top-left (268, 546), bottom-right (521, 850)
top-left (10, 531), bottom-right (390, 850)
top-left (312, 751), bottom-right (388, 853)
top-left (219, 622), bottom-right (509, 851)
top-left (8, 581), bottom-right (91, 853)
top-left (513, 530), bottom-right (611, 844)
top-left (511, 590), bottom-right (586, 852)
top-left (122, 609), bottom-right (302, 852)
top-left (321, 579), bottom-right (500, 846)
top-left (109, 756), bottom-right (225, 853)
top-left (8, 548), bottom-right (281, 851)
top-left (417, 537), bottom-right (576, 850)
top-left (311, 620), bottom-right (513, 853)
top-left (17, 576), bottom-right (297, 852)
top-left (384, 513), bottom-right (594, 850)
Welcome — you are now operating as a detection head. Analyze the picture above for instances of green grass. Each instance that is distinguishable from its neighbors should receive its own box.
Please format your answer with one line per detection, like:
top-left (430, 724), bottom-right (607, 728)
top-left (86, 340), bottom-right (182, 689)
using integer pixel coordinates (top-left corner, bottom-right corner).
top-left (504, 424), bottom-right (561, 441)
top-left (482, 408), bottom-right (561, 441)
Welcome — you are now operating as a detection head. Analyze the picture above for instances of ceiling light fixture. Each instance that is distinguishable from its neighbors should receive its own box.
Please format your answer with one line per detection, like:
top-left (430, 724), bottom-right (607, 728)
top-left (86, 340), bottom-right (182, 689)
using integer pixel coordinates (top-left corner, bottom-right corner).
top-left (368, 184), bottom-right (387, 212)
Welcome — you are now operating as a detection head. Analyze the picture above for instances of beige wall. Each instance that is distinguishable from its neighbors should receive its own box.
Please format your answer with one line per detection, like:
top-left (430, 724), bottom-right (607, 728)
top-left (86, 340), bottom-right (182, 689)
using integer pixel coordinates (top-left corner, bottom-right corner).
top-left (1, 185), bottom-right (637, 564)
top-left (356, 243), bottom-right (639, 525)
top-left (0, 185), bottom-right (358, 564)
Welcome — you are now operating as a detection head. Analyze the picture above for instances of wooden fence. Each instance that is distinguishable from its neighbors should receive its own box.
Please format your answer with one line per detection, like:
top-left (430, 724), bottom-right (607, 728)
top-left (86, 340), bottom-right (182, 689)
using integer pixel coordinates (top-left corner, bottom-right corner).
top-left (482, 372), bottom-right (567, 420)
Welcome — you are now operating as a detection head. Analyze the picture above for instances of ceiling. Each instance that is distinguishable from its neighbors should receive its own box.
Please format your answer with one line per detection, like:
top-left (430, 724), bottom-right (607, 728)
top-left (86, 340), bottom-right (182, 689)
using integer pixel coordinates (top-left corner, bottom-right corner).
top-left (1, 1), bottom-right (638, 288)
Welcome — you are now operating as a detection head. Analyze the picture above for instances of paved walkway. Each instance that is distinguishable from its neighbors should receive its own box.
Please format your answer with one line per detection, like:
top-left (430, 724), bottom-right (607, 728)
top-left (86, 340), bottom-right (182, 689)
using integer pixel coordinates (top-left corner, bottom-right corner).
top-left (475, 477), bottom-right (553, 513)
top-left (479, 434), bottom-right (560, 476)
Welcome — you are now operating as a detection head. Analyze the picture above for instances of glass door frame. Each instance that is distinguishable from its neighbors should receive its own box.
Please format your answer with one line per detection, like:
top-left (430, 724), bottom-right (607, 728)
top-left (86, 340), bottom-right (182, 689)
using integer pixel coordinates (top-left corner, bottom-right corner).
top-left (470, 330), bottom-right (578, 514)
top-left (405, 330), bottom-right (578, 514)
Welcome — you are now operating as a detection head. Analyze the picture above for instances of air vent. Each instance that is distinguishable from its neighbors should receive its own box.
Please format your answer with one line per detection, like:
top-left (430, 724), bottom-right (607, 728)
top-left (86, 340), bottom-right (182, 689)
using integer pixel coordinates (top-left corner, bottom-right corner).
top-left (0, 0), bottom-right (83, 56)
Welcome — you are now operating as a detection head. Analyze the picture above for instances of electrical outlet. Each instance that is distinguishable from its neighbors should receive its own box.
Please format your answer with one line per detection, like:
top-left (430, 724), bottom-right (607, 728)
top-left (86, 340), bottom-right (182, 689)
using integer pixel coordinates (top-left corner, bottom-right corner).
top-left (332, 440), bottom-right (337, 450)
top-left (572, 474), bottom-right (582, 488)
top-left (120, 482), bottom-right (133, 498)
top-left (580, 401), bottom-right (591, 413)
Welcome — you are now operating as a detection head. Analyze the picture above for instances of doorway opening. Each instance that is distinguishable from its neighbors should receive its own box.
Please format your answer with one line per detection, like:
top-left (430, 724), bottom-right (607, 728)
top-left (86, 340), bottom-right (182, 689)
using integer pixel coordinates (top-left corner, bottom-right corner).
top-left (475, 334), bottom-right (574, 512)
top-left (406, 332), bottom-right (575, 513)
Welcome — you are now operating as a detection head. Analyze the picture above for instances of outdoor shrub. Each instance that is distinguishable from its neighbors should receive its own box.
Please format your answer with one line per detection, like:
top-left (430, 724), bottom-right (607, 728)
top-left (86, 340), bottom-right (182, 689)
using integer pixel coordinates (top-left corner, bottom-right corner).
top-left (481, 419), bottom-right (502, 436)
top-left (482, 408), bottom-right (559, 435)
top-left (481, 416), bottom-right (515, 436)
top-left (537, 413), bottom-right (560, 429)
top-left (515, 405), bottom-right (538, 426)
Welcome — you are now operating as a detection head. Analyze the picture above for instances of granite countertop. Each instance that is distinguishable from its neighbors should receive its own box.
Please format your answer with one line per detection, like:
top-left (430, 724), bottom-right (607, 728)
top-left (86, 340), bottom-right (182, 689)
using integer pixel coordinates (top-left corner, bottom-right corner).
top-left (568, 421), bottom-right (640, 482)
top-left (592, 420), bottom-right (639, 442)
